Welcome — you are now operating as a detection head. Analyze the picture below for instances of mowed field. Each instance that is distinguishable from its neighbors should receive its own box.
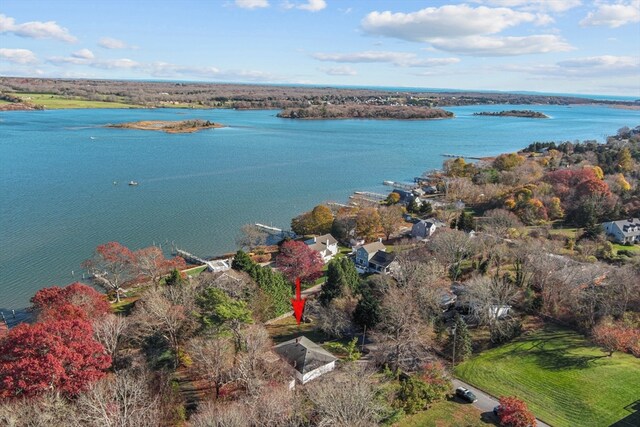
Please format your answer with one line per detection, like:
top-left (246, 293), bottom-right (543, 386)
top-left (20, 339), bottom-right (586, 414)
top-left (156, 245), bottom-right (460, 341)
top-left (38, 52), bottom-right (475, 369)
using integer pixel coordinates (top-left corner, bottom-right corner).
top-left (394, 400), bottom-right (489, 427)
top-left (15, 93), bottom-right (136, 109)
top-left (455, 325), bottom-right (640, 427)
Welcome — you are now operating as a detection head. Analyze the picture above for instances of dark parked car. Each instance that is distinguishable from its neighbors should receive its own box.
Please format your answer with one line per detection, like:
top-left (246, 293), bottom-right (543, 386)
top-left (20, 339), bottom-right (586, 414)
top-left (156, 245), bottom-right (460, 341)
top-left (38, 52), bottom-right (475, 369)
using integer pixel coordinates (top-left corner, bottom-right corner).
top-left (493, 405), bottom-right (501, 416)
top-left (455, 387), bottom-right (477, 403)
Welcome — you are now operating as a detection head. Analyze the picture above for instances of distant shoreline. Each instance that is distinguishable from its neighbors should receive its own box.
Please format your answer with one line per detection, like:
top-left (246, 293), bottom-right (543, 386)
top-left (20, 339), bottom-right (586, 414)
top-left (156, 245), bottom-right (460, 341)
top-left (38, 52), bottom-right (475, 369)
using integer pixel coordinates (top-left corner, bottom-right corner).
top-left (473, 110), bottom-right (549, 119)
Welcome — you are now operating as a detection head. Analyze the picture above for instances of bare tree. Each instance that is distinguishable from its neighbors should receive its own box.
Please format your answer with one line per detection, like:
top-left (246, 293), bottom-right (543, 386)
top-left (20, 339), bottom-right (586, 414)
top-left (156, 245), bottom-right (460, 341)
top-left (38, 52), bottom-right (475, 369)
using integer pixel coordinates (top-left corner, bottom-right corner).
top-left (93, 313), bottom-right (129, 363)
top-left (131, 288), bottom-right (197, 366)
top-left (481, 209), bottom-right (523, 238)
top-left (428, 228), bottom-right (478, 280)
top-left (306, 366), bottom-right (382, 427)
top-left (75, 369), bottom-right (161, 427)
top-left (394, 253), bottom-right (446, 322)
top-left (187, 336), bottom-right (236, 399)
top-left (309, 297), bottom-right (356, 339)
top-left (135, 246), bottom-right (186, 289)
top-left (371, 281), bottom-right (432, 373)
top-left (189, 401), bottom-right (249, 427)
top-left (236, 224), bottom-right (268, 250)
top-left (247, 383), bottom-right (300, 426)
top-left (465, 275), bottom-right (518, 327)
top-left (236, 324), bottom-right (277, 395)
top-left (0, 393), bottom-right (79, 427)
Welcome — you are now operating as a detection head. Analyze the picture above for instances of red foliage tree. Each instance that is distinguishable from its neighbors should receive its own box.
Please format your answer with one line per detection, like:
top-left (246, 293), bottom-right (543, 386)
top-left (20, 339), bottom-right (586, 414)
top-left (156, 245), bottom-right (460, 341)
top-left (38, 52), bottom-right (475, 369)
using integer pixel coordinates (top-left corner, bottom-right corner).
top-left (592, 321), bottom-right (640, 357)
top-left (497, 396), bottom-right (536, 427)
top-left (275, 240), bottom-right (323, 284)
top-left (135, 246), bottom-right (186, 288)
top-left (0, 318), bottom-right (111, 399)
top-left (83, 242), bottom-right (137, 302)
top-left (31, 282), bottom-right (111, 322)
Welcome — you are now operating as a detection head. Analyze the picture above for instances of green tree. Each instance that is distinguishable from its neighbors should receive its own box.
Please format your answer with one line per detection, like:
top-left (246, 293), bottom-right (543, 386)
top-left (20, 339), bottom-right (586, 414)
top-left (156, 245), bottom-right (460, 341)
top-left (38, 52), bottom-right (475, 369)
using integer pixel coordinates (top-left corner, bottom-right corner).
top-left (617, 147), bottom-right (633, 172)
top-left (353, 282), bottom-right (380, 329)
top-left (320, 258), bottom-right (360, 306)
top-left (448, 313), bottom-right (472, 363)
top-left (196, 288), bottom-right (253, 352)
top-left (453, 211), bottom-right (475, 232)
top-left (165, 268), bottom-right (184, 287)
top-left (232, 250), bottom-right (254, 271)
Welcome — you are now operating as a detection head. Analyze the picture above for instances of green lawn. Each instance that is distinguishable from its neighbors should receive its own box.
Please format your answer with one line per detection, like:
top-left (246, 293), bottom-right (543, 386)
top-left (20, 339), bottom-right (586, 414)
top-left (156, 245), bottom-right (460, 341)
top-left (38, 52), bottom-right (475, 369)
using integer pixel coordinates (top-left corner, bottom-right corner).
top-left (455, 325), bottom-right (640, 427)
top-left (15, 92), bottom-right (138, 109)
top-left (613, 243), bottom-right (640, 254)
top-left (394, 400), bottom-right (490, 427)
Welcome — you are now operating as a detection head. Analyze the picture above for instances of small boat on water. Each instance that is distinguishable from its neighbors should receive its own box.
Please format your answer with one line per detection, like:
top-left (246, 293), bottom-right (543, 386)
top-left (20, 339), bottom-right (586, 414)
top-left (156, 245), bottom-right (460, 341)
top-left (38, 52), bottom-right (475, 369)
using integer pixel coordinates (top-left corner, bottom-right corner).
top-left (128, 181), bottom-right (139, 186)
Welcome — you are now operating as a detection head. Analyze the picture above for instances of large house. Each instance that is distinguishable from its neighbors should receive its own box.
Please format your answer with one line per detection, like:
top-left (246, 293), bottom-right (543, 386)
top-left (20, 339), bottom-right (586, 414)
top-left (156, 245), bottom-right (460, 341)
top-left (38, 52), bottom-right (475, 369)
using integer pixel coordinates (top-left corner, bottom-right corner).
top-left (411, 219), bottom-right (445, 240)
top-left (603, 218), bottom-right (640, 244)
top-left (305, 233), bottom-right (339, 263)
top-left (354, 241), bottom-right (398, 274)
top-left (273, 336), bottom-right (337, 385)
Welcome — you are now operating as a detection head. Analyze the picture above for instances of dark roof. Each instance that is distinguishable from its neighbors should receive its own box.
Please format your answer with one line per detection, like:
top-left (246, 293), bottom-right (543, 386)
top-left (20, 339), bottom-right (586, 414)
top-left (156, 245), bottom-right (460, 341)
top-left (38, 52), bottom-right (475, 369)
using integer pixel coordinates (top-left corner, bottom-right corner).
top-left (370, 251), bottom-right (396, 267)
top-left (273, 336), bottom-right (337, 375)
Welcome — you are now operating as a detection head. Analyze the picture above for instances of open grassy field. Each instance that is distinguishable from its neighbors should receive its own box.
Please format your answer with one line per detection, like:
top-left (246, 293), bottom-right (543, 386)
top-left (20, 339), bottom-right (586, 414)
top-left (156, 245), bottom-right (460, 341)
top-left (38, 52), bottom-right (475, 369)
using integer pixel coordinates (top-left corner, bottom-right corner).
top-left (394, 400), bottom-right (490, 427)
top-left (455, 325), bottom-right (640, 427)
top-left (15, 92), bottom-right (137, 109)
top-left (613, 243), bottom-right (640, 254)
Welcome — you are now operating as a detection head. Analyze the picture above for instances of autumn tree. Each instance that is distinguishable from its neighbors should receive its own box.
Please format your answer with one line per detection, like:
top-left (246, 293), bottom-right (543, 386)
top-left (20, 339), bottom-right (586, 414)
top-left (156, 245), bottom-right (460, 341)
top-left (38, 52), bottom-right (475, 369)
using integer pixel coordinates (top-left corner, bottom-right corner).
top-left (291, 204), bottom-right (334, 236)
top-left (187, 336), bottom-right (236, 399)
top-left (592, 320), bottom-right (639, 357)
top-left (275, 239), bottom-right (323, 284)
top-left (356, 206), bottom-right (382, 242)
top-left (496, 396), bottom-right (537, 427)
top-left (493, 153), bottom-right (525, 171)
top-left (386, 192), bottom-right (401, 205)
top-left (379, 205), bottom-right (404, 240)
top-left (0, 318), bottom-right (111, 399)
top-left (135, 246), bottom-right (186, 288)
top-left (83, 242), bottom-right (137, 303)
top-left (31, 282), bottom-right (111, 322)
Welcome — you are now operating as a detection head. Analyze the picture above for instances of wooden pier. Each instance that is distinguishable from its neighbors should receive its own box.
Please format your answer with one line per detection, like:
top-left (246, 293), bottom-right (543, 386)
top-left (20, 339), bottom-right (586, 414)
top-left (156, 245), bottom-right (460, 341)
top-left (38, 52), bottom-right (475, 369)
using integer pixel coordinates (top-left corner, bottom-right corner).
top-left (383, 180), bottom-right (416, 191)
top-left (254, 223), bottom-right (297, 239)
top-left (441, 153), bottom-right (484, 160)
top-left (175, 249), bottom-right (232, 273)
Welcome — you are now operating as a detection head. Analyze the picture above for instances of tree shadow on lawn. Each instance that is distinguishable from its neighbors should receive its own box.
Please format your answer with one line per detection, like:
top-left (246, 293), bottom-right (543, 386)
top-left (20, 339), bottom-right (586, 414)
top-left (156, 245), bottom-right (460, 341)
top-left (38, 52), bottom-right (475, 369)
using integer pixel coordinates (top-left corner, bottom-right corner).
top-left (505, 328), bottom-right (606, 371)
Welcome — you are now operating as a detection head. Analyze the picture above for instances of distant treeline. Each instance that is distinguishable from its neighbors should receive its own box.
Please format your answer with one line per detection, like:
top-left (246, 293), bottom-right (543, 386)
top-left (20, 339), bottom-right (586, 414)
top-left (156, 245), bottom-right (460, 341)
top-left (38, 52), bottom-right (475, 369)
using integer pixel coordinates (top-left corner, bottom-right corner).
top-left (277, 104), bottom-right (454, 120)
top-left (473, 110), bottom-right (549, 118)
top-left (1, 77), bottom-right (637, 111)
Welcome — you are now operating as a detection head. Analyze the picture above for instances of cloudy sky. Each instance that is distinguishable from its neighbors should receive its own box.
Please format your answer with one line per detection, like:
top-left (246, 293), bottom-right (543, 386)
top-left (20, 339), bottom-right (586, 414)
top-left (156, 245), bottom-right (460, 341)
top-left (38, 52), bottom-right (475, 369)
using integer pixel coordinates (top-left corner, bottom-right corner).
top-left (1, 0), bottom-right (639, 96)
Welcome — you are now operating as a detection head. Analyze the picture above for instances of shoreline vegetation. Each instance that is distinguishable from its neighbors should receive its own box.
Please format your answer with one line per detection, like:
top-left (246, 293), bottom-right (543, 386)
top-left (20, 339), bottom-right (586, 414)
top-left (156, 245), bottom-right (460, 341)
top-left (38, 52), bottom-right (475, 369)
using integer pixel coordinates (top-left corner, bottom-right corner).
top-left (1, 77), bottom-right (638, 114)
top-left (472, 110), bottom-right (549, 118)
top-left (107, 119), bottom-right (224, 133)
top-left (277, 104), bottom-right (454, 120)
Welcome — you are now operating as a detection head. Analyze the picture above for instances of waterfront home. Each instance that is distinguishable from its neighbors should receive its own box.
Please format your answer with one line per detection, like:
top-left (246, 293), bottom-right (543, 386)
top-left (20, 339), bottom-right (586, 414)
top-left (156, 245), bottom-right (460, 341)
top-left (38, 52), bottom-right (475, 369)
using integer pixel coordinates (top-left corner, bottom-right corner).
top-left (354, 241), bottom-right (398, 274)
top-left (602, 218), bottom-right (640, 244)
top-left (411, 219), bottom-right (445, 240)
top-left (305, 233), bottom-right (339, 263)
top-left (273, 336), bottom-right (337, 386)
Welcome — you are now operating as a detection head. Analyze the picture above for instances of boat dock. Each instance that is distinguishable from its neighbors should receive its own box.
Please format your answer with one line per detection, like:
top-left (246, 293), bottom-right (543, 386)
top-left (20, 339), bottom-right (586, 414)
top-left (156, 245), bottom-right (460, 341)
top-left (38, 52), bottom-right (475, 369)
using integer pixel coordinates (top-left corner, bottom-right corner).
top-left (175, 248), bottom-right (232, 272)
top-left (383, 180), bottom-right (416, 191)
top-left (254, 223), bottom-right (297, 239)
top-left (441, 153), bottom-right (484, 160)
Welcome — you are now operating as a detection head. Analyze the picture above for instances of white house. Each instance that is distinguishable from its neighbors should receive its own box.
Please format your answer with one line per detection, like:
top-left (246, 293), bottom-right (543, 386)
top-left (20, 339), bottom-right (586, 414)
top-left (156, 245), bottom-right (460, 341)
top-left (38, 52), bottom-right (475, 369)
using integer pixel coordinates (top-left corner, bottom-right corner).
top-left (602, 218), bottom-right (640, 244)
top-left (273, 336), bottom-right (337, 385)
top-left (305, 234), bottom-right (339, 263)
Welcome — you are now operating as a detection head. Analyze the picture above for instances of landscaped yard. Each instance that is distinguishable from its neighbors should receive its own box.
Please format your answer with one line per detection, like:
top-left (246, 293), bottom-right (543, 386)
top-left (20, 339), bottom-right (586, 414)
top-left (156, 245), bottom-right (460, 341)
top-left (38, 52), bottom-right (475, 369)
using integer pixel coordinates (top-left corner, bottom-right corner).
top-left (455, 324), bottom-right (640, 427)
top-left (394, 400), bottom-right (489, 427)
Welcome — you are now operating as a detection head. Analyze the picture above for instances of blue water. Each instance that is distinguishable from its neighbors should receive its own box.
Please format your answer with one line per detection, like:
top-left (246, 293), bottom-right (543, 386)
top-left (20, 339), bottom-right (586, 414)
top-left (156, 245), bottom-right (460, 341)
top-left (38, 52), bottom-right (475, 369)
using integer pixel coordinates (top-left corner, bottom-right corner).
top-left (1, 104), bottom-right (639, 308)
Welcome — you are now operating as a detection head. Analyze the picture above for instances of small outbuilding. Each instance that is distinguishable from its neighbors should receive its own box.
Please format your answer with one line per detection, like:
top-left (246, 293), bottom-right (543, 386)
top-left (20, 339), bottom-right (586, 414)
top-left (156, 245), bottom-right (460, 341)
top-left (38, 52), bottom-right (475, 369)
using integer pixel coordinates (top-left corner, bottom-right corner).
top-left (273, 336), bottom-right (337, 385)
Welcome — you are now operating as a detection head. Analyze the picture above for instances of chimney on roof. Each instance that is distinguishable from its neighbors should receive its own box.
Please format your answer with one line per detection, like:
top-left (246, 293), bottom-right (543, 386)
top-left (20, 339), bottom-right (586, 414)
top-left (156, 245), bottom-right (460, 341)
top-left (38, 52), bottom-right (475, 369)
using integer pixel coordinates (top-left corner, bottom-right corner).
top-left (378, 237), bottom-right (383, 243)
top-left (295, 337), bottom-right (301, 344)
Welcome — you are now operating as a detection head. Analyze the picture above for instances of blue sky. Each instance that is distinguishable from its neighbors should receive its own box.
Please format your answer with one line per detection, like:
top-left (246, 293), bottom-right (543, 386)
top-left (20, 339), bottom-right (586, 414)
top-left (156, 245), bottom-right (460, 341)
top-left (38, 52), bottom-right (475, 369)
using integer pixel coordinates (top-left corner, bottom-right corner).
top-left (1, 0), bottom-right (639, 96)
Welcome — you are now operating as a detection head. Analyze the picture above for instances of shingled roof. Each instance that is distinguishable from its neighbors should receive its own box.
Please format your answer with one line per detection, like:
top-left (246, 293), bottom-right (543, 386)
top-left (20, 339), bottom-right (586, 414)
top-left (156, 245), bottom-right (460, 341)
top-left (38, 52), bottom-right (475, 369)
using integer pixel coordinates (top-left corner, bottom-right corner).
top-left (273, 336), bottom-right (337, 375)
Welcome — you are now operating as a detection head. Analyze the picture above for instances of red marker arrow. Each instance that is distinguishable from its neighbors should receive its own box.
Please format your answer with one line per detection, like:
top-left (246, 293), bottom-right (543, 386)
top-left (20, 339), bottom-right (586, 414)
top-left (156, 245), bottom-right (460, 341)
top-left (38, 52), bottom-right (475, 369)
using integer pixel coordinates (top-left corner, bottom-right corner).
top-left (291, 277), bottom-right (306, 325)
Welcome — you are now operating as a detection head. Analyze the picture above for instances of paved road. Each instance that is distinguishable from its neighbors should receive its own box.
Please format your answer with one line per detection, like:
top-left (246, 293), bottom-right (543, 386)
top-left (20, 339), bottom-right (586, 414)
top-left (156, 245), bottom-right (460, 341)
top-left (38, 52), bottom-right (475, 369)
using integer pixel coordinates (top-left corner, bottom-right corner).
top-left (452, 379), bottom-right (551, 427)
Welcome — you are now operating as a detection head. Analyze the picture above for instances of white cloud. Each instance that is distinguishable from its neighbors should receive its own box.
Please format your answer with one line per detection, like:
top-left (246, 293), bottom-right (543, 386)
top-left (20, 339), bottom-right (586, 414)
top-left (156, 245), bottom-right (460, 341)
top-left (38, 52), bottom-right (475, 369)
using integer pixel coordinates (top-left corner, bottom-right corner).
top-left (507, 55), bottom-right (640, 76)
top-left (98, 37), bottom-right (131, 49)
top-left (580, 1), bottom-right (640, 28)
top-left (72, 48), bottom-right (94, 59)
top-left (0, 48), bottom-right (37, 64)
top-left (313, 50), bottom-right (460, 67)
top-left (429, 34), bottom-right (573, 56)
top-left (0, 14), bottom-right (76, 42)
top-left (235, 0), bottom-right (270, 9)
top-left (361, 5), bottom-right (540, 41)
top-left (476, 1), bottom-right (582, 13)
top-left (283, 0), bottom-right (326, 12)
top-left (320, 66), bottom-right (357, 76)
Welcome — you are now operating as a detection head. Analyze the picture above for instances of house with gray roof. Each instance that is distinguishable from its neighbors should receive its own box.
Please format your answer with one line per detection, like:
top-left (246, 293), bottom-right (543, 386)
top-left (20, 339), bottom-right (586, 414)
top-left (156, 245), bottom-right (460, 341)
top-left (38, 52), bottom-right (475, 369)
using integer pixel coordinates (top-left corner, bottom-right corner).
top-left (354, 241), bottom-right (398, 274)
top-left (304, 233), bottom-right (339, 263)
top-left (603, 218), bottom-right (640, 244)
top-left (411, 219), bottom-right (445, 240)
top-left (273, 336), bottom-right (337, 384)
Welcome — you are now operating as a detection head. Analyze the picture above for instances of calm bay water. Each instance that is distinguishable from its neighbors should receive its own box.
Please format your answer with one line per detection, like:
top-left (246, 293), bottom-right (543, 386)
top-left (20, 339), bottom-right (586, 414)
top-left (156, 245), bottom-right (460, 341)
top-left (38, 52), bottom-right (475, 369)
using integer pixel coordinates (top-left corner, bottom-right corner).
top-left (1, 104), bottom-right (639, 309)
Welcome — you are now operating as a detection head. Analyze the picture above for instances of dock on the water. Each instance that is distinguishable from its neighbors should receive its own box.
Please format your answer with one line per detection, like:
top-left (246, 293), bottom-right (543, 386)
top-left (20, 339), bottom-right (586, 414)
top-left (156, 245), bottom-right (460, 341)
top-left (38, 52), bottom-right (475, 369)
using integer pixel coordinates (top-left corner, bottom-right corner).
top-left (383, 180), bottom-right (416, 191)
top-left (175, 249), bottom-right (232, 273)
top-left (254, 223), bottom-right (297, 239)
top-left (441, 153), bottom-right (484, 160)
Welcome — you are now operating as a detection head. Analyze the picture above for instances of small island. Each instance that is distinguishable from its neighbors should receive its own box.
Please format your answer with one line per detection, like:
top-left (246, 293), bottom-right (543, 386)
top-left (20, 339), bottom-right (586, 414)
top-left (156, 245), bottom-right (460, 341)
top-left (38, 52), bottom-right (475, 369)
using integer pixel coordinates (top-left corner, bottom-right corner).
top-left (277, 104), bottom-right (454, 120)
top-left (107, 119), bottom-right (224, 133)
top-left (473, 110), bottom-right (549, 118)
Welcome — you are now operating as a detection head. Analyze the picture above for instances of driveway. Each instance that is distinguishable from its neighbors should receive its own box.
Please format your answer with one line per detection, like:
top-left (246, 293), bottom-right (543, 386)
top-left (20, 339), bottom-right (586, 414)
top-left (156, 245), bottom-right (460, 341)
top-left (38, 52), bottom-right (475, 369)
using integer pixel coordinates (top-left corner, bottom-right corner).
top-left (452, 379), bottom-right (551, 427)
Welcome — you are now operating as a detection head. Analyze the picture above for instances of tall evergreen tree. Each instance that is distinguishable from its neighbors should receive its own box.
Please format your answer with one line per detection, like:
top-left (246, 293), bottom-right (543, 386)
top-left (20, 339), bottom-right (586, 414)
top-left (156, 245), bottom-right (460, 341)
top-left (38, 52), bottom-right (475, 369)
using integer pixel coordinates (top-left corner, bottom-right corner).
top-left (448, 313), bottom-right (472, 363)
top-left (232, 250), bottom-right (254, 272)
